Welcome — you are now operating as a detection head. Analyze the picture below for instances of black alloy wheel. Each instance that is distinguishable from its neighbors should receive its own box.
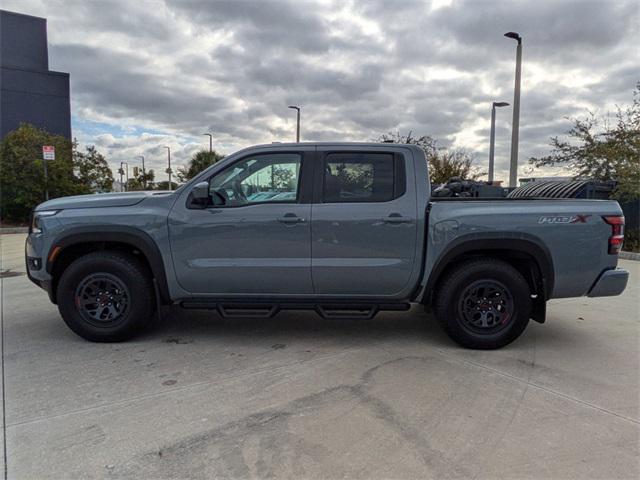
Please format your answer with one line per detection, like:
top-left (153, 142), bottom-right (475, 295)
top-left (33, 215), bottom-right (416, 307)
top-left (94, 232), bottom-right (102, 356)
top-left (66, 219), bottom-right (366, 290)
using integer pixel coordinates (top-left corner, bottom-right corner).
top-left (74, 273), bottom-right (131, 327)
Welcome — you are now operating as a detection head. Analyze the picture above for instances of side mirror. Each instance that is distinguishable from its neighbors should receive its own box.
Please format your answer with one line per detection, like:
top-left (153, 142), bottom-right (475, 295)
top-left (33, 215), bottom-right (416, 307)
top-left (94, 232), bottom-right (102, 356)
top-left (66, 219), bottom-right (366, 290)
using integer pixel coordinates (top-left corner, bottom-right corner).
top-left (192, 181), bottom-right (210, 201)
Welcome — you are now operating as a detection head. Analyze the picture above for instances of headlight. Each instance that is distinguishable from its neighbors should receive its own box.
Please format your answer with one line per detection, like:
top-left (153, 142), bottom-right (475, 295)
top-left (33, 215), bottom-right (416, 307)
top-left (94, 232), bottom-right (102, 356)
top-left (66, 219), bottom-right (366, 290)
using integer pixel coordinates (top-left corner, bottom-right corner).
top-left (30, 210), bottom-right (59, 234)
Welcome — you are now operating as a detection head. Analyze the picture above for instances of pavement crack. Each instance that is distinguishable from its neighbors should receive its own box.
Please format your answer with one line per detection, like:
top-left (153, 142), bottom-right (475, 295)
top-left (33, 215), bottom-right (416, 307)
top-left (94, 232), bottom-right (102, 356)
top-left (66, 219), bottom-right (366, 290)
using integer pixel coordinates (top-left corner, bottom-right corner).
top-left (111, 356), bottom-right (472, 479)
top-left (6, 347), bottom-right (366, 429)
top-left (434, 347), bottom-right (640, 426)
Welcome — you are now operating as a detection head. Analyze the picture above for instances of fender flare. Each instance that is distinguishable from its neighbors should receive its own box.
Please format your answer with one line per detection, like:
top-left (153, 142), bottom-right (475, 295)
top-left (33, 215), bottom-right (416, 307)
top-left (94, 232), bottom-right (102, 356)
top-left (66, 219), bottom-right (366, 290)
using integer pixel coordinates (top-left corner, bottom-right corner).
top-left (46, 225), bottom-right (171, 304)
top-left (422, 232), bottom-right (555, 303)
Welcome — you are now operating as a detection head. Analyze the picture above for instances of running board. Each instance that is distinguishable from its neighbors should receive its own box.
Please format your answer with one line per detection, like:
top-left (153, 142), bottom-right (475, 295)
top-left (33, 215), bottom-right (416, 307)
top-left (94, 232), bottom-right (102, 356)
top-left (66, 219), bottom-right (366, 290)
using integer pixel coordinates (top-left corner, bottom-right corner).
top-left (218, 304), bottom-right (278, 319)
top-left (180, 300), bottom-right (410, 320)
top-left (315, 305), bottom-right (378, 320)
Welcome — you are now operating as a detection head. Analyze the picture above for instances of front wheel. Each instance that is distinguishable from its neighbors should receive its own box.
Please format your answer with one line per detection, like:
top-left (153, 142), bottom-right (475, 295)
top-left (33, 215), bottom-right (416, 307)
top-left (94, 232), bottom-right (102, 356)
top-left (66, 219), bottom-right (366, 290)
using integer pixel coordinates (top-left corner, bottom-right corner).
top-left (57, 251), bottom-right (155, 342)
top-left (434, 258), bottom-right (532, 349)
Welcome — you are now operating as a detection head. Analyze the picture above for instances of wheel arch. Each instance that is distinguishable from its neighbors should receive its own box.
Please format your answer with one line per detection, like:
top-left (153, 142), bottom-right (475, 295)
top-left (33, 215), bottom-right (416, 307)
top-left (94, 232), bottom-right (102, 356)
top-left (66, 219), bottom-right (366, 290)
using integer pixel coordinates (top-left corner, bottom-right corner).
top-left (421, 233), bottom-right (554, 308)
top-left (46, 226), bottom-right (171, 305)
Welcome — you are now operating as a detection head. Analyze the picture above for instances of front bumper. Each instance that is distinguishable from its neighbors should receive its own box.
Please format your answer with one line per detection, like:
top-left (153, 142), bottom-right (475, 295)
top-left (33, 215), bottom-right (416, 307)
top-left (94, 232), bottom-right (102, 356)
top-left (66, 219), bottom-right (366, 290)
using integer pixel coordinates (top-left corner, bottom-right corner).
top-left (587, 268), bottom-right (629, 297)
top-left (25, 236), bottom-right (57, 303)
top-left (27, 274), bottom-right (56, 303)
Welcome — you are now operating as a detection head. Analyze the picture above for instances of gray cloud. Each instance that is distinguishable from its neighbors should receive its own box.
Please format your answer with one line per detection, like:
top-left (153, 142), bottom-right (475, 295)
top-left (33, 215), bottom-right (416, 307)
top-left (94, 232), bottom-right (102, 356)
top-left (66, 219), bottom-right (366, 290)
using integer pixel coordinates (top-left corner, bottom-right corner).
top-left (171, 0), bottom-right (333, 53)
top-left (2, 0), bottom-right (638, 181)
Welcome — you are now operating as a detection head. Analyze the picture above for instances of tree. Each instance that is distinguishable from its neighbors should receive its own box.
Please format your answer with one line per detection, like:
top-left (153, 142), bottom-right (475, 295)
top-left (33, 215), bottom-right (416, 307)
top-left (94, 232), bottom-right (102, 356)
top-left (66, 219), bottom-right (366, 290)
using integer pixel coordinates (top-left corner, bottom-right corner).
top-left (529, 83), bottom-right (640, 201)
top-left (0, 123), bottom-right (86, 223)
top-left (271, 167), bottom-right (295, 190)
top-left (73, 144), bottom-right (114, 193)
top-left (429, 149), bottom-right (484, 184)
top-left (379, 131), bottom-right (484, 184)
top-left (177, 150), bottom-right (224, 182)
top-left (154, 180), bottom-right (179, 190)
top-left (125, 169), bottom-right (155, 191)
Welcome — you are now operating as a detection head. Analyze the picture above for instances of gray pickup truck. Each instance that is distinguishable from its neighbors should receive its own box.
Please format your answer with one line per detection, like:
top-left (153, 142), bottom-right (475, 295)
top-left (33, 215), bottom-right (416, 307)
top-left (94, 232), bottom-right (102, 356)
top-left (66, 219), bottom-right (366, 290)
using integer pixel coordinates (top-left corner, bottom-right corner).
top-left (26, 142), bottom-right (629, 348)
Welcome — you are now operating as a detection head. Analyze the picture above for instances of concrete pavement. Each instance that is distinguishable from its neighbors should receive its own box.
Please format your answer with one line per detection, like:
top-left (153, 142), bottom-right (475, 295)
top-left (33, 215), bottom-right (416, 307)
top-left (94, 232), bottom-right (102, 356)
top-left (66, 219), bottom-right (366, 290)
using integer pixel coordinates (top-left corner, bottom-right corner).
top-left (1, 233), bottom-right (638, 479)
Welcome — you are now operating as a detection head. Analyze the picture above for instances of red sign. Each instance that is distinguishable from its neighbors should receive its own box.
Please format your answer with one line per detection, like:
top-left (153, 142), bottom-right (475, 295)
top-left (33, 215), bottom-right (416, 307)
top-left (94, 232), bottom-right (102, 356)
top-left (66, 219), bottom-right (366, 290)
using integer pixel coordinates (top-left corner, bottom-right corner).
top-left (42, 145), bottom-right (55, 160)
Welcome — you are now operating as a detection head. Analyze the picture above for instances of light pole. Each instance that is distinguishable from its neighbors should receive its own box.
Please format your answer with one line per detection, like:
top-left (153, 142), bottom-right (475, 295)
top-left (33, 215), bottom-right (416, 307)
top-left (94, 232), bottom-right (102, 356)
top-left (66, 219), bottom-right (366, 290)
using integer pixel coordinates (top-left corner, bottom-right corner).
top-left (288, 105), bottom-right (300, 142)
top-left (489, 101), bottom-right (509, 183)
top-left (203, 133), bottom-right (213, 153)
top-left (505, 31), bottom-right (522, 188)
top-left (163, 146), bottom-right (172, 190)
top-left (137, 155), bottom-right (146, 189)
top-left (120, 162), bottom-right (128, 191)
top-left (43, 158), bottom-right (49, 200)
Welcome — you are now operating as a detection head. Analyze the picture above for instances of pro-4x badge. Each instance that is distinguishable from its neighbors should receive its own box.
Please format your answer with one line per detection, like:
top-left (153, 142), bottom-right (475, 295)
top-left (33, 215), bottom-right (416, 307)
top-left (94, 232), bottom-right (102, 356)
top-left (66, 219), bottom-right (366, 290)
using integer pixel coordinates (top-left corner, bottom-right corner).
top-left (538, 215), bottom-right (591, 224)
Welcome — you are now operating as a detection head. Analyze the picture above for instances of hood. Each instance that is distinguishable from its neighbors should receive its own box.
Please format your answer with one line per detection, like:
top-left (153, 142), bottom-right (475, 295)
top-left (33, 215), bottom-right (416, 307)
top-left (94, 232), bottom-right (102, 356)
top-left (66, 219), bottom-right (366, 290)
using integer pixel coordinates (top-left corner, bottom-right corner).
top-left (35, 191), bottom-right (173, 211)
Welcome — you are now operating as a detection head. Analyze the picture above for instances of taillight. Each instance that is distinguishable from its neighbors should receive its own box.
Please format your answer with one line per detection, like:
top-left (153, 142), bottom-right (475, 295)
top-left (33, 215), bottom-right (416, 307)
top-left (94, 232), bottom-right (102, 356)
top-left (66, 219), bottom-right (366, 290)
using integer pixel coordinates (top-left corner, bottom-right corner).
top-left (603, 215), bottom-right (625, 255)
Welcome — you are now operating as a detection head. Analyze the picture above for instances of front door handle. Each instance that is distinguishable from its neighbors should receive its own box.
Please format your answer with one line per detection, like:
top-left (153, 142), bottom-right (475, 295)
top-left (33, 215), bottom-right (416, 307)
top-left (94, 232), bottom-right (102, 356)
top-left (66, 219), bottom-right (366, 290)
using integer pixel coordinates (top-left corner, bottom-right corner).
top-left (382, 213), bottom-right (412, 224)
top-left (278, 213), bottom-right (305, 224)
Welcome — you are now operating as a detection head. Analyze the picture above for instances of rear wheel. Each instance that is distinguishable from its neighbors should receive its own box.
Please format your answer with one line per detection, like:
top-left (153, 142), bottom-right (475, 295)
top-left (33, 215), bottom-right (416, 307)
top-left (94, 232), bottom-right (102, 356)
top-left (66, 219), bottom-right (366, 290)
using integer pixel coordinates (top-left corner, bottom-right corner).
top-left (57, 251), bottom-right (154, 342)
top-left (434, 258), bottom-right (531, 349)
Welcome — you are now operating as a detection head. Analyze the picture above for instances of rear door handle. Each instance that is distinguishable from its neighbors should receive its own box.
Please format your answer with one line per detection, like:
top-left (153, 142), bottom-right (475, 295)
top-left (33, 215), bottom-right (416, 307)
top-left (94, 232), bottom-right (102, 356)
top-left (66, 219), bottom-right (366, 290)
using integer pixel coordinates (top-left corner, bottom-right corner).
top-left (278, 213), bottom-right (305, 224)
top-left (382, 213), bottom-right (412, 224)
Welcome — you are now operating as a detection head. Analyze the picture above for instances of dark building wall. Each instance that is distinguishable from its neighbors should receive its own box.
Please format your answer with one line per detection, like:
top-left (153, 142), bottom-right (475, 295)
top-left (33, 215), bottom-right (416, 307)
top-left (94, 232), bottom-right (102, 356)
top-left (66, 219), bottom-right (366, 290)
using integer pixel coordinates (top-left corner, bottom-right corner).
top-left (0, 10), bottom-right (48, 70)
top-left (1, 67), bottom-right (71, 138)
top-left (0, 10), bottom-right (71, 139)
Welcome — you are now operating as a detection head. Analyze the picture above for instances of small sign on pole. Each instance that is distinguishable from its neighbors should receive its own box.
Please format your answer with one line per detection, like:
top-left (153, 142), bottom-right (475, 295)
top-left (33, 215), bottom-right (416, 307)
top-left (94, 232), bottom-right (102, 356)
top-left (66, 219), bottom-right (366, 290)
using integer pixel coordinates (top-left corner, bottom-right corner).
top-left (42, 145), bottom-right (55, 160)
top-left (41, 145), bottom-right (55, 201)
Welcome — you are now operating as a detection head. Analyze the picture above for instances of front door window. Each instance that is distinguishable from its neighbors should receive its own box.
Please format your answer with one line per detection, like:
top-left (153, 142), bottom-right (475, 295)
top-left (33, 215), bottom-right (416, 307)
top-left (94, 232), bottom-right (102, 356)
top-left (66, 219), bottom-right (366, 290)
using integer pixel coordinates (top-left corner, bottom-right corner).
top-left (209, 153), bottom-right (302, 206)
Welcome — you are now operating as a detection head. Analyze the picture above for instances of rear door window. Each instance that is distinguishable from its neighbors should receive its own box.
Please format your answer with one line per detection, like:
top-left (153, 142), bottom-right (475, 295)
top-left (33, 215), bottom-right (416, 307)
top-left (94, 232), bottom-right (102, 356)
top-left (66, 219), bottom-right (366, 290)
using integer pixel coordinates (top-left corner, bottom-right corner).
top-left (322, 152), bottom-right (403, 203)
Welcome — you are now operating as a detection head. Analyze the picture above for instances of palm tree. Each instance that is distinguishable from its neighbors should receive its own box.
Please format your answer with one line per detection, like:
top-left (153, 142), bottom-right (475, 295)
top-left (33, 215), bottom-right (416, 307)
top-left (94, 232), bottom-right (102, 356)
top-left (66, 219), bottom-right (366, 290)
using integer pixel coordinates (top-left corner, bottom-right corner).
top-left (177, 150), bottom-right (224, 182)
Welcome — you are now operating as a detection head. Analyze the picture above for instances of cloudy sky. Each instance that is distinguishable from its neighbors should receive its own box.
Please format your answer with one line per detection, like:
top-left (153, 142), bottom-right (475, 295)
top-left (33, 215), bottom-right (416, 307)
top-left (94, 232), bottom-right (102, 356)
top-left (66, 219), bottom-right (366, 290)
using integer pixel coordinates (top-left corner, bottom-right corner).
top-left (4, 0), bottom-right (639, 182)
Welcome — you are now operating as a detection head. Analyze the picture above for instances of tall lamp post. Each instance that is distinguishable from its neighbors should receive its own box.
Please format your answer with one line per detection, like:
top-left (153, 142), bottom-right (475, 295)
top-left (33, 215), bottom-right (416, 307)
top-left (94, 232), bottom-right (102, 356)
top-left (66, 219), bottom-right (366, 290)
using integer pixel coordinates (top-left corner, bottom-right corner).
top-left (118, 163), bottom-right (124, 191)
top-left (137, 155), bottom-right (146, 189)
top-left (504, 31), bottom-right (522, 188)
top-left (288, 105), bottom-right (300, 142)
top-left (163, 146), bottom-right (172, 190)
top-left (489, 101), bottom-right (509, 183)
top-left (120, 161), bottom-right (128, 191)
top-left (203, 133), bottom-right (213, 153)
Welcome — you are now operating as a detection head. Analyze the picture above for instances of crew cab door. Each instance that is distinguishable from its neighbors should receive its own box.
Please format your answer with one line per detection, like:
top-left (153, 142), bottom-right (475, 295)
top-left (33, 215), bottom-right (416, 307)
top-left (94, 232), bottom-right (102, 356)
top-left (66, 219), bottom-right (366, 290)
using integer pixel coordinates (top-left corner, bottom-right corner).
top-left (168, 150), bottom-right (313, 295)
top-left (311, 147), bottom-right (419, 297)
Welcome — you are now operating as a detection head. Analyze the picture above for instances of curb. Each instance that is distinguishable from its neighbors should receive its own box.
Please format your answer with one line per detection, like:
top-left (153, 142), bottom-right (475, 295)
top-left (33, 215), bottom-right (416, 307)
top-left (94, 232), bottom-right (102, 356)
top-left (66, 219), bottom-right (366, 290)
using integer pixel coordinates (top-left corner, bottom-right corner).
top-left (620, 251), bottom-right (640, 261)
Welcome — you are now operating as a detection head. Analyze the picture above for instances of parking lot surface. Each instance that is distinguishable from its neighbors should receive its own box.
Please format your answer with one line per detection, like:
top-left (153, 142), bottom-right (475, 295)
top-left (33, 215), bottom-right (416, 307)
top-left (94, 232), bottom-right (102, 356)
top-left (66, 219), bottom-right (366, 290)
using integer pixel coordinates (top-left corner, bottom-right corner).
top-left (1, 233), bottom-right (639, 479)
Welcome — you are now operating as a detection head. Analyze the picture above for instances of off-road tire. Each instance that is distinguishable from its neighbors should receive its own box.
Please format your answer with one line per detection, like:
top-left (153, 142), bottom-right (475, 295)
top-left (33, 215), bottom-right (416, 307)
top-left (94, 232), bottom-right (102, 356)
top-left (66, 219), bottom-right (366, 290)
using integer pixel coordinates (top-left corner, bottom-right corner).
top-left (57, 251), bottom-right (154, 342)
top-left (434, 258), bottom-right (531, 349)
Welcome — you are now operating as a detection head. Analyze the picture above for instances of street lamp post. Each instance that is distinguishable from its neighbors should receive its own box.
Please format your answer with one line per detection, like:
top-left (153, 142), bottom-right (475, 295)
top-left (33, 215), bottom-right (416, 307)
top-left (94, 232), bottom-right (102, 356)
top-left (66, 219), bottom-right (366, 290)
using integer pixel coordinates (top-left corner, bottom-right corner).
top-left (120, 162), bottom-right (128, 191)
top-left (137, 155), bottom-right (146, 189)
top-left (288, 105), bottom-right (300, 142)
top-left (163, 146), bottom-right (172, 190)
top-left (504, 31), bottom-right (522, 188)
top-left (489, 101), bottom-right (509, 183)
top-left (203, 133), bottom-right (213, 153)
